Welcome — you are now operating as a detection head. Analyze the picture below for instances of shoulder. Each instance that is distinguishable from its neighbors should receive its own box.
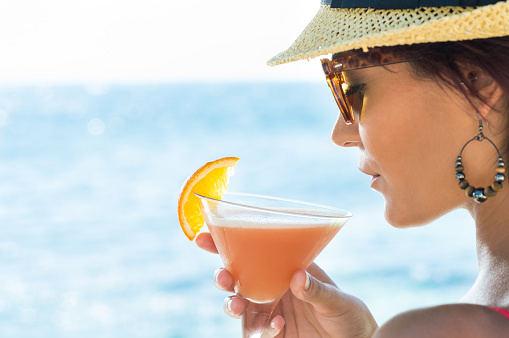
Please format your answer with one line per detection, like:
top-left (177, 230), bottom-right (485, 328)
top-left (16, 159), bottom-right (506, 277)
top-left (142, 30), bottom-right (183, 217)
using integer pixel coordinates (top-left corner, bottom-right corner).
top-left (373, 304), bottom-right (509, 338)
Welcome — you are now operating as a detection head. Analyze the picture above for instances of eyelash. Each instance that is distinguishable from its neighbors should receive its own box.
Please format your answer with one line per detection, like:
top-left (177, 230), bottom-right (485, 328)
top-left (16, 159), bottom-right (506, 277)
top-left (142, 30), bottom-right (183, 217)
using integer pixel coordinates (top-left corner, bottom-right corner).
top-left (345, 84), bottom-right (366, 98)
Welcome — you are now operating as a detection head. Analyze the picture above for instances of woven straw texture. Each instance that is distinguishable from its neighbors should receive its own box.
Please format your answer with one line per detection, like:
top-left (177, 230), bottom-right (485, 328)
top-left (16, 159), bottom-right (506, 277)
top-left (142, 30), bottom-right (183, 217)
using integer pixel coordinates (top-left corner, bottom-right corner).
top-left (268, 1), bottom-right (509, 66)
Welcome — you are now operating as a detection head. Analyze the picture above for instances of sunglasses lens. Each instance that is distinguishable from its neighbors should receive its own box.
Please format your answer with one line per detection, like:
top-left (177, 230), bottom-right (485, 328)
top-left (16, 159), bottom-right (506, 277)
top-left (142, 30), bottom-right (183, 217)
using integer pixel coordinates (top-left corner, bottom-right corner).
top-left (326, 74), bottom-right (354, 124)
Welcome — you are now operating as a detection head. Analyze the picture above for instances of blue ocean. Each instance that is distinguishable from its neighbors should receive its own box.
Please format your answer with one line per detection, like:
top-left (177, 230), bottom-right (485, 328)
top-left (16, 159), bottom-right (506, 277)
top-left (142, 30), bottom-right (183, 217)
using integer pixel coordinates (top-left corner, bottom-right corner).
top-left (0, 83), bottom-right (477, 337)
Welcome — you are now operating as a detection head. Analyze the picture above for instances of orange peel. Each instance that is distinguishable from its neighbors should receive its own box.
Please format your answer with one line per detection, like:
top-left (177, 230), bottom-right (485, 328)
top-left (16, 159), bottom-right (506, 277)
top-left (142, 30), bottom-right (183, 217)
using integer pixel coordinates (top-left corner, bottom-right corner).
top-left (178, 157), bottom-right (239, 240)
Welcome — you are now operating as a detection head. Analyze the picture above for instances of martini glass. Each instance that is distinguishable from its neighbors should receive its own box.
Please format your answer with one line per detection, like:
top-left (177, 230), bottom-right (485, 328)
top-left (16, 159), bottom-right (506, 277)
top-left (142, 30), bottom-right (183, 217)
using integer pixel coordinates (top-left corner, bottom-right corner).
top-left (195, 192), bottom-right (351, 338)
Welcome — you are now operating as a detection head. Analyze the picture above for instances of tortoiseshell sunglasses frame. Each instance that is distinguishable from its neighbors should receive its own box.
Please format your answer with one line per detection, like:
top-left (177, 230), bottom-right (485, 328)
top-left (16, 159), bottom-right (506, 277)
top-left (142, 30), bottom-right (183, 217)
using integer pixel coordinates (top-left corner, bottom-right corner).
top-left (321, 49), bottom-right (418, 124)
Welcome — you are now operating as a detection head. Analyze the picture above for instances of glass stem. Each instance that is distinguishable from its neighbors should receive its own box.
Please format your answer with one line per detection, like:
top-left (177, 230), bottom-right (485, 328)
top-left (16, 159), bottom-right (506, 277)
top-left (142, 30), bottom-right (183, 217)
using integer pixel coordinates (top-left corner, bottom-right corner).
top-left (242, 299), bottom-right (279, 338)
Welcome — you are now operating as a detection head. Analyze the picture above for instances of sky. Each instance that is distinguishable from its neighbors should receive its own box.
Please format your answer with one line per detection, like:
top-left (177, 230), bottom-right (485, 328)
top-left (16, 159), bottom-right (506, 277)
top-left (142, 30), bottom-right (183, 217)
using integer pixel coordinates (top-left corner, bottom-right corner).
top-left (0, 0), bottom-right (324, 84)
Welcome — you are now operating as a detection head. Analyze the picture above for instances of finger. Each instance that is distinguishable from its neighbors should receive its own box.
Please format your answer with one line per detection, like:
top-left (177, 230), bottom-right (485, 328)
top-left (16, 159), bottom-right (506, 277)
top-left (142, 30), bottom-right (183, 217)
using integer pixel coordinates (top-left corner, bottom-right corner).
top-left (263, 315), bottom-right (285, 337)
top-left (214, 268), bottom-right (234, 292)
top-left (290, 269), bottom-right (343, 315)
top-left (223, 296), bottom-right (246, 319)
top-left (290, 269), bottom-right (311, 297)
top-left (195, 232), bottom-right (218, 254)
top-left (306, 262), bottom-right (337, 287)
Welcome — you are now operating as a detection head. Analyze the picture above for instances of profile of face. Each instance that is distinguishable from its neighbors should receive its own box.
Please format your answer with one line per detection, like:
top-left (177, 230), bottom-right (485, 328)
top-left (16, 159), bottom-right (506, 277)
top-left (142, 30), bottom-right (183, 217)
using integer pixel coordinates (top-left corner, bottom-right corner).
top-left (330, 61), bottom-right (507, 228)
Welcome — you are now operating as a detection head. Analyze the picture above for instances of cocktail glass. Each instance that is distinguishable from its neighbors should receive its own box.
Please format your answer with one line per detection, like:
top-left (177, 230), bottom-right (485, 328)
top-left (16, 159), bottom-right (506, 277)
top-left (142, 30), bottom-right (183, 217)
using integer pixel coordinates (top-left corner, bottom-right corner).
top-left (195, 192), bottom-right (351, 338)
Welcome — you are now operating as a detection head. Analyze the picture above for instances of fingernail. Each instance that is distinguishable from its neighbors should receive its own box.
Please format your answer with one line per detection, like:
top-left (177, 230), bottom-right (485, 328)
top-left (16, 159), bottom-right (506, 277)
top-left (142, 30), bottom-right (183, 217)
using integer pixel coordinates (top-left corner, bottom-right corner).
top-left (270, 320), bottom-right (276, 329)
top-left (225, 297), bottom-right (233, 313)
top-left (214, 268), bottom-right (222, 288)
top-left (304, 272), bottom-right (311, 291)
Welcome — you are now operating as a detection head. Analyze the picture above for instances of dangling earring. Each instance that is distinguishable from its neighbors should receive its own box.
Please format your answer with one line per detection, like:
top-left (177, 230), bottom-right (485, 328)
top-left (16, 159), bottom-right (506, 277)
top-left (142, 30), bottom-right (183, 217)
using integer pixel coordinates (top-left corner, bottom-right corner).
top-left (455, 113), bottom-right (505, 203)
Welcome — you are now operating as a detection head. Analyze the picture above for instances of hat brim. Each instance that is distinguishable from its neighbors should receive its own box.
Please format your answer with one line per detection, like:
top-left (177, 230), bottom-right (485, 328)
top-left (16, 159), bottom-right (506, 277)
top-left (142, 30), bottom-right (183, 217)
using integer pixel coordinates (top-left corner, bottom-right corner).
top-left (267, 0), bottom-right (509, 66)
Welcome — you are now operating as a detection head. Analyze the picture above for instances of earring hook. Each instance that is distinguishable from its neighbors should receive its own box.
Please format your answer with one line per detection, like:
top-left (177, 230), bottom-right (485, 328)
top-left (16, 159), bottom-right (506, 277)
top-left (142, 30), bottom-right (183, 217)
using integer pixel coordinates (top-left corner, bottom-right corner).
top-left (475, 111), bottom-right (495, 138)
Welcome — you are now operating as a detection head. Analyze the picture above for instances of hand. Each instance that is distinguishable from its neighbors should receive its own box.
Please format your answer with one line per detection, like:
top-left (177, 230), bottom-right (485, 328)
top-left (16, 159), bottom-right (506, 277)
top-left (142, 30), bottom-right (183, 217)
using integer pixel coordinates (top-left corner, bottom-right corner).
top-left (196, 232), bottom-right (378, 337)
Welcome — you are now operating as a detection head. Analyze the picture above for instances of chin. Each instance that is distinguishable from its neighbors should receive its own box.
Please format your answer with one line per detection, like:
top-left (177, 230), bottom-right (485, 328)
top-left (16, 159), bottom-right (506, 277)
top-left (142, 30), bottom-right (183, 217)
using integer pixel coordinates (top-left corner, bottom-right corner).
top-left (382, 200), bottom-right (439, 229)
top-left (380, 184), bottom-right (464, 228)
top-left (384, 214), bottom-right (430, 228)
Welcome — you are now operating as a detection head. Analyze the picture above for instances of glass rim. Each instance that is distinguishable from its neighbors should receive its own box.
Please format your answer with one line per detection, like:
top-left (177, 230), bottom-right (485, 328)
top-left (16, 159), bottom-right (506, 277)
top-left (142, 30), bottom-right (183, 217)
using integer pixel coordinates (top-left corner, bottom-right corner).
top-left (193, 191), bottom-right (352, 219)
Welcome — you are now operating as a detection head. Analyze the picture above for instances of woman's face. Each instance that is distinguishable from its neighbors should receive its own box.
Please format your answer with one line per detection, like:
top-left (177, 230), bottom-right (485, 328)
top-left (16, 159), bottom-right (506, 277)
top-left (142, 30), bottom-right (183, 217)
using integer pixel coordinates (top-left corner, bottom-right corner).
top-left (331, 63), bottom-right (489, 227)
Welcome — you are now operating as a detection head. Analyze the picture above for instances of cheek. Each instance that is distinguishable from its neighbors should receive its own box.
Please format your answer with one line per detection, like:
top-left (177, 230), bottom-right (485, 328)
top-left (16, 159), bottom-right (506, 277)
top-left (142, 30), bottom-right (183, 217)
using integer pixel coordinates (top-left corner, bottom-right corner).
top-left (363, 75), bottom-right (461, 177)
top-left (359, 86), bottom-right (468, 226)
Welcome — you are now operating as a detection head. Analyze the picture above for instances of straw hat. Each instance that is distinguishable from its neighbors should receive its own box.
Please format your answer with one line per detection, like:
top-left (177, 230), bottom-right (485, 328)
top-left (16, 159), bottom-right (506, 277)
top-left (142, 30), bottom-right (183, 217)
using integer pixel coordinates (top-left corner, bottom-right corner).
top-left (268, 0), bottom-right (509, 66)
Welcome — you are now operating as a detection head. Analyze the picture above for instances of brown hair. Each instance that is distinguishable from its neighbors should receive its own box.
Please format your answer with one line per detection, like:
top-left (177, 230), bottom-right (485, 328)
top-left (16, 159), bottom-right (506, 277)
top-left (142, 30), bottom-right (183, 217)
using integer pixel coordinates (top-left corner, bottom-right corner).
top-left (376, 37), bottom-right (509, 153)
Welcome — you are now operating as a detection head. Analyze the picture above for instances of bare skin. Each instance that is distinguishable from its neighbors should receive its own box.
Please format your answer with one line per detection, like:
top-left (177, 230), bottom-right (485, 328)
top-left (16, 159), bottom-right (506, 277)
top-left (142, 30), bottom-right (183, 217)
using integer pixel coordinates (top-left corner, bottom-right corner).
top-left (197, 232), bottom-right (377, 337)
top-left (197, 62), bottom-right (509, 336)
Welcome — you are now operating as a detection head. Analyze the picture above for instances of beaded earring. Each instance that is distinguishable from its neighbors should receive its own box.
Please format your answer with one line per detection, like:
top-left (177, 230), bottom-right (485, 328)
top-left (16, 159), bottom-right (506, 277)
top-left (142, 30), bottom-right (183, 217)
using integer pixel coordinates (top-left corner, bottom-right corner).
top-left (455, 115), bottom-right (505, 203)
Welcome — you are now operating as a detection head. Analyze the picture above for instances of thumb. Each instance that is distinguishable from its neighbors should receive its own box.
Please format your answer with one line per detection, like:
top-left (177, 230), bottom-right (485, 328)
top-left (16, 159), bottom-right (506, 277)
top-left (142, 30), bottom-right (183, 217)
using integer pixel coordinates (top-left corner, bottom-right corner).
top-left (290, 269), bottom-right (344, 315)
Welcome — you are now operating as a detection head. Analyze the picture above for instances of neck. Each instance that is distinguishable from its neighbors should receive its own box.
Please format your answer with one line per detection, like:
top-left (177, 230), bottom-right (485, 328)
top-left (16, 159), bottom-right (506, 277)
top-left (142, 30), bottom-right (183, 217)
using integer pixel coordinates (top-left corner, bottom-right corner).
top-left (462, 188), bottom-right (509, 307)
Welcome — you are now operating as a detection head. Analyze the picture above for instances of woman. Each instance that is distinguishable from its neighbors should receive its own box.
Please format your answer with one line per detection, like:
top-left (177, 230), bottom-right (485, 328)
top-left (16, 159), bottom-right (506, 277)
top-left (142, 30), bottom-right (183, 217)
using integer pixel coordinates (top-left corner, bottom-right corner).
top-left (197, 0), bottom-right (509, 336)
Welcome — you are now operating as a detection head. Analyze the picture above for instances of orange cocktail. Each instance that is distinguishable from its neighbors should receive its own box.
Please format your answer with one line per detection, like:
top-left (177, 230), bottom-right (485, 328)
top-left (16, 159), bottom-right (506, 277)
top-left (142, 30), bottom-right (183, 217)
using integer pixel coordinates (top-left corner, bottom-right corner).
top-left (195, 192), bottom-right (350, 337)
top-left (209, 220), bottom-right (341, 302)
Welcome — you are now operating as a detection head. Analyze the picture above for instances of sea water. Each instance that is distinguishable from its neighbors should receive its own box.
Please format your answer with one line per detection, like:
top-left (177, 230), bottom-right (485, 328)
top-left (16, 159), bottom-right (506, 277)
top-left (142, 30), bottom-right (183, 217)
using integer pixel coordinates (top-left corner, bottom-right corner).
top-left (0, 83), bottom-right (477, 337)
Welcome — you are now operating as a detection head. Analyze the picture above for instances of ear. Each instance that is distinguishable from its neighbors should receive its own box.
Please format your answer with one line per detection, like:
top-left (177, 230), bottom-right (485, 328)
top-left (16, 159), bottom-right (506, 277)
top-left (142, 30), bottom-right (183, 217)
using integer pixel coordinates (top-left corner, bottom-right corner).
top-left (466, 69), bottom-right (505, 119)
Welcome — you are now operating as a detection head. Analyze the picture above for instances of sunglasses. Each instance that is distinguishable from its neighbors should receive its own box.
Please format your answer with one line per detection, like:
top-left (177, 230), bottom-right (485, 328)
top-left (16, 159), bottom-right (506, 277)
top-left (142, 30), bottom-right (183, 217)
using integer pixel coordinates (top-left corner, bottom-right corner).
top-left (321, 50), bottom-right (418, 124)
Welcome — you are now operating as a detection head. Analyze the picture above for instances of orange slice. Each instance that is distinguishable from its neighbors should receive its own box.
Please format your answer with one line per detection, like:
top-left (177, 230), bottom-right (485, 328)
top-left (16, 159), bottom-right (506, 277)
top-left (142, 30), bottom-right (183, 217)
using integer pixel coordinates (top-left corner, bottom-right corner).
top-left (178, 157), bottom-right (239, 240)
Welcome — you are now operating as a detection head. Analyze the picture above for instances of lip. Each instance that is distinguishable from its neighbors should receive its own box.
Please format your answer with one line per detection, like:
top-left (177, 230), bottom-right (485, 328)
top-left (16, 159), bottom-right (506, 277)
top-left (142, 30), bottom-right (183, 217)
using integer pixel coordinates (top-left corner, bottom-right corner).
top-left (358, 166), bottom-right (381, 188)
top-left (370, 175), bottom-right (381, 187)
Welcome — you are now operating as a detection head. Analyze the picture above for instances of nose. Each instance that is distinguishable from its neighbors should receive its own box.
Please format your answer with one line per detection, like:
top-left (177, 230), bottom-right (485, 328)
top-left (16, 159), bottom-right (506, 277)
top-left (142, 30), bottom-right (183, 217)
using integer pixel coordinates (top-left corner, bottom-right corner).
top-left (331, 115), bottom-right (362, 148)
